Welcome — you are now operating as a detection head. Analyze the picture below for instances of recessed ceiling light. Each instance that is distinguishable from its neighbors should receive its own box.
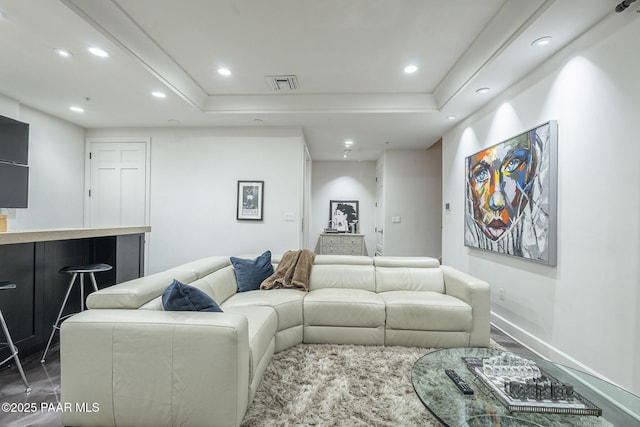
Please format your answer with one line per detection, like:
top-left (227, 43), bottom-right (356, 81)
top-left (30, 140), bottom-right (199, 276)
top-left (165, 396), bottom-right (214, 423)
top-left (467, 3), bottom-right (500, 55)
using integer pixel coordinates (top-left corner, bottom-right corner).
top-left (531, 36), bottom-right (552, 47)
top-left (69, 106), bottom-right (84, 113)
top-left (88, 47), bottom-right (109, 57)
top-left (447, 115), bottom-right (456, 120)
top-left (344, 139), bottom-right (354, 146)
top-left (54, 48), bottom-right (72, 58)
top-left (218, 67), bottom-right (232, 76)
top-left (404, 65), bottom-right (418, 74)
top-left (476, 87), bottom-right (490, 94)
top-left (151, 91), bottom-right (166, 99)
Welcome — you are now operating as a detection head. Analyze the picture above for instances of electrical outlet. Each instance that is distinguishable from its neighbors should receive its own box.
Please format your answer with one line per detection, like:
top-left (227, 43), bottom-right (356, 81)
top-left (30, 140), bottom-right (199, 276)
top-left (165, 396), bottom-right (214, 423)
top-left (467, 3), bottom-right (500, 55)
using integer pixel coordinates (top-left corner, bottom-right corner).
top-left (499, 288), bottom-right (505, 301)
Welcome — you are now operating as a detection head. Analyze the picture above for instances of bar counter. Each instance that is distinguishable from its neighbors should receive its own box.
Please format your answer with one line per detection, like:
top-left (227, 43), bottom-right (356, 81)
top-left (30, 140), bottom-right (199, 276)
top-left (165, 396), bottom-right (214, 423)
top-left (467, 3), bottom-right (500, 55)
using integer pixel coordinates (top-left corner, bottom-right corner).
top-left (0, 225), bottom-right (151, 245)
top-left (0, 226), bottom-right (150, 360)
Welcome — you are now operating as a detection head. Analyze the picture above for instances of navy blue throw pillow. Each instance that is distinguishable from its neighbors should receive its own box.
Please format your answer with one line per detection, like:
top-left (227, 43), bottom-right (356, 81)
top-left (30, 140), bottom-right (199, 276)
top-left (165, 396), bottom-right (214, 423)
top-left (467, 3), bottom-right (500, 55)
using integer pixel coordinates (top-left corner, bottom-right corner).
top-left (162, 279), bottom-right (223, 312)
top-left (230, 250), bottom-right (274, 292)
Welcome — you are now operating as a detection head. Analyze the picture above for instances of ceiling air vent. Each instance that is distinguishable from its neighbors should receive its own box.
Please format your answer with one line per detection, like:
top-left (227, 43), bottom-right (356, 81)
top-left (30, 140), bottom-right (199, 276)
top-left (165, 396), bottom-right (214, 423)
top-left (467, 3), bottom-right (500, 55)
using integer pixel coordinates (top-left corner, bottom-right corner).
top-left (265, 75), bottom-right (298, 91)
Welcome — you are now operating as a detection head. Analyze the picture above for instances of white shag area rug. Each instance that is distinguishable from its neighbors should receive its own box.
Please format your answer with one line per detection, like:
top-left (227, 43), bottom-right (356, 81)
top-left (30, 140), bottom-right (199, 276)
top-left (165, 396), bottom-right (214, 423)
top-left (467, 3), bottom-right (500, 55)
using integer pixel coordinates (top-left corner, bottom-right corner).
top-left (241, 344), bottom-right (442, 426)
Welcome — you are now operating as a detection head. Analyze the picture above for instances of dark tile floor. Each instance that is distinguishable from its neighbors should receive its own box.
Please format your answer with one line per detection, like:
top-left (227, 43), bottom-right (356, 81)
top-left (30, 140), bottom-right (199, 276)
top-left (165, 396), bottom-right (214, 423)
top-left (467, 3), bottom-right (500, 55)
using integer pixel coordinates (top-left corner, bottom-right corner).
top-left (1, 326), bottom-right (532, 427)
top-left (489, 325), bottom-right (539, 358)
top-left (0, 345), bottom-right (62, 427)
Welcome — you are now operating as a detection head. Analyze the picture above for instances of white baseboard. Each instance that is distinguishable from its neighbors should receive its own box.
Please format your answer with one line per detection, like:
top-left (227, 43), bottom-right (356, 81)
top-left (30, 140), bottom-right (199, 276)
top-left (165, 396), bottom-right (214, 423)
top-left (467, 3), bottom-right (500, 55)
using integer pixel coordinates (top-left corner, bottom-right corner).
top-left (490, 311), bottom-right (614, 383)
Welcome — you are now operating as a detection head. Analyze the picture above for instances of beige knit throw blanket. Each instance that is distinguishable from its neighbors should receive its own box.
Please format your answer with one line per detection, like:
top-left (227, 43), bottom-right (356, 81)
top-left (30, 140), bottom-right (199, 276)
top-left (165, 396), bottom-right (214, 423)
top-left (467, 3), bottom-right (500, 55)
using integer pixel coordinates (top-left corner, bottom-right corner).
top-left (260, 249), bottom-right (315, 291)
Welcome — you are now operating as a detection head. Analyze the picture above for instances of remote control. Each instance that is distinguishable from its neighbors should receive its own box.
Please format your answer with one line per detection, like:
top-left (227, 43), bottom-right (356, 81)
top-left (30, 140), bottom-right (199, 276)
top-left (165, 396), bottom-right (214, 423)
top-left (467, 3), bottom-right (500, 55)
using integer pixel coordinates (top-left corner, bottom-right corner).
top-left (445, 369), bottom-right (474, 395)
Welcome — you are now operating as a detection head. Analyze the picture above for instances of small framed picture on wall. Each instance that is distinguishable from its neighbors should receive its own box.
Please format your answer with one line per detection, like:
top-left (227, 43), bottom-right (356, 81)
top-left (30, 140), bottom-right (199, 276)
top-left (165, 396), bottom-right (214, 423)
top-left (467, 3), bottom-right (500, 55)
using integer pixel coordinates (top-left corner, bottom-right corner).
top-left (329, 200), bottom-right (359, 232)
top-left (237, 180), bottom-right (264, 220)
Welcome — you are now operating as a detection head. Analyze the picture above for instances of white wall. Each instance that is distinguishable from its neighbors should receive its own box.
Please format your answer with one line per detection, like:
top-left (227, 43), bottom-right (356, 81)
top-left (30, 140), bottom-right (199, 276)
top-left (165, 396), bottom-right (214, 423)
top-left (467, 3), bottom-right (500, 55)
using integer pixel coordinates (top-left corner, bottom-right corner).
top-left (0, 96), bottom-right (85, 230)
top-left (442, 13), bottom-right (640, 394)
top-left (87, 127), bottom-right (306, 273)
top-left (382, 146), bottom-right (442, 257)
top-left (310, 161), bottom-right (376, 254)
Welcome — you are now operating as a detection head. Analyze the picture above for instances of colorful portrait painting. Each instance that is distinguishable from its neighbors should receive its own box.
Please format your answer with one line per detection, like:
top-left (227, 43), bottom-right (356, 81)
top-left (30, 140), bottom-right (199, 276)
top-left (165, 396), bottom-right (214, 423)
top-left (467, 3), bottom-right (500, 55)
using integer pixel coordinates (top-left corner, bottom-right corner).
top-left (464, 121), bottom-right (557, 265)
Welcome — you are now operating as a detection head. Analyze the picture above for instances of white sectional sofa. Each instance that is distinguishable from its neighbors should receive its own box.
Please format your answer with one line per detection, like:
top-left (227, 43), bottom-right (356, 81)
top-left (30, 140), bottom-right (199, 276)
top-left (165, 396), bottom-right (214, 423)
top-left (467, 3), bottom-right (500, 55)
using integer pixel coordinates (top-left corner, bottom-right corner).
top-left (60, 254), bottom-right (490, 427)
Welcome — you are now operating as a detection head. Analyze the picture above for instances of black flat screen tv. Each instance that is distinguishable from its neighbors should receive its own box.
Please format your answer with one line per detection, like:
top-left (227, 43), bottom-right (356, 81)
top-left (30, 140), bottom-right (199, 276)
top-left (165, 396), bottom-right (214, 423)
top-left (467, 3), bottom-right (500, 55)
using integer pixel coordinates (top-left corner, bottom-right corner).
top-left (0, 162), bottom-right (29, 208)
top-left (0, 114), bottom-right (30, 208)
top-left (0, 115), bottom-right (29, 165)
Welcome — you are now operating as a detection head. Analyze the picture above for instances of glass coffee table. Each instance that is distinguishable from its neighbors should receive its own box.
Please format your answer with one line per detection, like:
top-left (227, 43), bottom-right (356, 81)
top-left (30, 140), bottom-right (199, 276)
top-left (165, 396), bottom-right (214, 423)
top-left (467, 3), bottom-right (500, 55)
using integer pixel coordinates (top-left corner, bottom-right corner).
top-left (412, 348), bottom-right (640, 426)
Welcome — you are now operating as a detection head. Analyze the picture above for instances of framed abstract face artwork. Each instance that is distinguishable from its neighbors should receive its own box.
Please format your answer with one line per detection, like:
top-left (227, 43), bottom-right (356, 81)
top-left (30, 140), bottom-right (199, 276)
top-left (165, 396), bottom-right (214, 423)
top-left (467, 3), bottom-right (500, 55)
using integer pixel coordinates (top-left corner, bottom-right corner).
top-left (464, 121), bottom-right (558, 265)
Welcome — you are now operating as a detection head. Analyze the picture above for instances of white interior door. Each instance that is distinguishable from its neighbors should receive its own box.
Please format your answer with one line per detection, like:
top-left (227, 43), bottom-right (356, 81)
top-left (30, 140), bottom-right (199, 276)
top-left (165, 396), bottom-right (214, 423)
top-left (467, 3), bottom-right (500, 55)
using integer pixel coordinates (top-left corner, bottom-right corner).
top-left (375, 158), bottom-right (384, 256)
top-left (86, 138), bottom-right (149, 227)
top-left (302, 147), bottom-right (312, 249)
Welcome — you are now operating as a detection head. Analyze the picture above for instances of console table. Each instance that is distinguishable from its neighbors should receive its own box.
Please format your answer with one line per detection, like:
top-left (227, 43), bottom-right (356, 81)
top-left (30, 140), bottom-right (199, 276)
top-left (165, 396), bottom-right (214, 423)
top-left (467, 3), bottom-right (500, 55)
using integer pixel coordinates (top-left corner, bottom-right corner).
top-left (412, 347), bottom-right (640, 426)
top-left (0, 226), bottom-right (150, 361)
top-left (318, 233), bottom-right (367, 255)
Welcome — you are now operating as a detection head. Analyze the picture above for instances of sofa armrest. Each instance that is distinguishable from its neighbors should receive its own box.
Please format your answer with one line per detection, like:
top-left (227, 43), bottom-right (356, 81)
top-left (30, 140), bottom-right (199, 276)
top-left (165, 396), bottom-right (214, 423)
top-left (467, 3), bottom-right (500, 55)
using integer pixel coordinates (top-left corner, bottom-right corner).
top-left (60, 309), bottom-right (250, 427)
top-left (441, 266), bottom-right (490, 347)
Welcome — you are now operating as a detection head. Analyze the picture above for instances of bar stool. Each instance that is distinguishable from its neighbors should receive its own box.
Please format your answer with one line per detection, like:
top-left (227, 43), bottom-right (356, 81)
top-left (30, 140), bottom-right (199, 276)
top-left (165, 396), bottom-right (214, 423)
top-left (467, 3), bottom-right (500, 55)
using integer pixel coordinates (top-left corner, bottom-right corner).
top-left (0, 281), bottom-right (31, 393)
top-left (41, 263), bottom-right (112, 363)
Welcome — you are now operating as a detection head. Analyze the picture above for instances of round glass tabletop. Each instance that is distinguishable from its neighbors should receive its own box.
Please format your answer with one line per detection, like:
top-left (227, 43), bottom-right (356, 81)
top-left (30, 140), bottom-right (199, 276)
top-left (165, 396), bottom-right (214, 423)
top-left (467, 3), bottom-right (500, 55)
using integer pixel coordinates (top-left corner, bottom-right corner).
top-left (411, 347), bottom-right (640, 427)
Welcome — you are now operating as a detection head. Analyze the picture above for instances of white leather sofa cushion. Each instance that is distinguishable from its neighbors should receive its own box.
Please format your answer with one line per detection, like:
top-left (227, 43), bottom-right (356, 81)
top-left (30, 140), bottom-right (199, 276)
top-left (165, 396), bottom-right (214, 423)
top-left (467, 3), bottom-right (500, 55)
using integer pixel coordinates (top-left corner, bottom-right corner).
top-left (304, 325), bottom-right (384, 345)
top-left (313, 255), bottom-right (372, 265)
top-left (86, 270), bottom-right (198, 309)
top-left (167, 256), bottom-right (231, 279)
top-left (138, 266), bottom-right (238, 311)
top-left (138, 297), bottom-right (163, 311)
top-left (224, 305), bottom-right (277, 383)
top-left (273, 325), bottom-right (303, 352)
top-left (373, 256), bottom-right (440, 268)
top-left (385, 330), bottom-right (471, 348)
top-left (375, 265), bottom-right (445, 293)
top-left (381, 291), bottom-right (472, 331)
top-left (304, 288), bottom-right (385, 327)
top-left (223, 289), bottom-right (304, 332)
top-left (189, 266), bottom-right (238, 305)
top-left (309, 264), bottom-right (375, 291)
top-left (310, 255), bottom-right (373, 291)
